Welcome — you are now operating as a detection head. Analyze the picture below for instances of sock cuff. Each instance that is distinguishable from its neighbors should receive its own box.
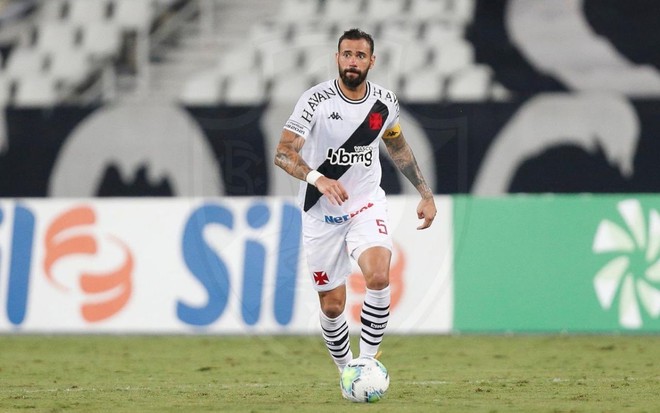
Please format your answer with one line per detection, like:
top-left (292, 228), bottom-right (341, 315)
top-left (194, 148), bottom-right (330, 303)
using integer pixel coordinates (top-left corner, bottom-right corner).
top-left (319, 310), bottom-right (346, 327)
top-left (365, 286), bottom-right (391, 307)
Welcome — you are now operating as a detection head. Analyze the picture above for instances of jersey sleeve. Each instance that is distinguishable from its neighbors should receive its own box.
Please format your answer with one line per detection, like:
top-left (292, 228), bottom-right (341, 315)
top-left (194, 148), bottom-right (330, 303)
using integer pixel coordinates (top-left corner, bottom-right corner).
top-left (383, 91), bottom-right (401, 138)
top-left (283, 87), bottom-right (318, 139)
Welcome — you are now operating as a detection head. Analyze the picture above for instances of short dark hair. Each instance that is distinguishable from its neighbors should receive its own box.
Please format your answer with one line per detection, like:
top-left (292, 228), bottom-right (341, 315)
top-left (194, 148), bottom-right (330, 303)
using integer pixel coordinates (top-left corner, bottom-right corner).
top-left (338, 28), bottom-right (374, 55)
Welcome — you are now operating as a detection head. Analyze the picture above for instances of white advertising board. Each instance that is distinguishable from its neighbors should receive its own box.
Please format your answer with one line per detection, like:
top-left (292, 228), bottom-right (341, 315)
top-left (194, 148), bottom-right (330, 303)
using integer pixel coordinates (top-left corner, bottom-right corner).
top-left (0, 196), bottom-right (451, 334)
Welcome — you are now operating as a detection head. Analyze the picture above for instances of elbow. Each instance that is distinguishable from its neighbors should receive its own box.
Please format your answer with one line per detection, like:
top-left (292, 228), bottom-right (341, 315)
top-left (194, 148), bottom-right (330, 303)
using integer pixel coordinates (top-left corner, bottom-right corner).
top-left (273, 148), bottom-right (286, 169)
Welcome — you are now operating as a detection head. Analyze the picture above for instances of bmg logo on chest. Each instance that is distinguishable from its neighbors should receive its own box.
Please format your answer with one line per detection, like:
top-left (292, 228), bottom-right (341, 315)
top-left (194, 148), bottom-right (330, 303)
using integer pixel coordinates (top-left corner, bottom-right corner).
top-left (326, 146), bottom-right (374, 167)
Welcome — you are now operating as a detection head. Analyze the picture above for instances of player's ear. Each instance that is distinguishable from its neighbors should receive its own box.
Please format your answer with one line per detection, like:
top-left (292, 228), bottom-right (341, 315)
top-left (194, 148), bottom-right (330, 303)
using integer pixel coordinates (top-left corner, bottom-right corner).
top-left (370, 54), bottom-right (375, 69)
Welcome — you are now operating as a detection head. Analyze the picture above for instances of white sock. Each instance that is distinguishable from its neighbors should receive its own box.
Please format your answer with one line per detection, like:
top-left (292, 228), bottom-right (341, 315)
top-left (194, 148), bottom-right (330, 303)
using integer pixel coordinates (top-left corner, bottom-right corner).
top-left (359, 286), bottom-right (390, 358)
top-left (320, 311), bottom-right (353, 371)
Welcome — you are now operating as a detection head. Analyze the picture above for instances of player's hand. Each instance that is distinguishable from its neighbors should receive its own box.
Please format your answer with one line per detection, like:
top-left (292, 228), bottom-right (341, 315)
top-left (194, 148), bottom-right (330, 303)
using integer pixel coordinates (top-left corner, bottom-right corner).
top-left (316, 176), bottom-right (349, 206)
top-left (416, 196), bottom-right (436, 230)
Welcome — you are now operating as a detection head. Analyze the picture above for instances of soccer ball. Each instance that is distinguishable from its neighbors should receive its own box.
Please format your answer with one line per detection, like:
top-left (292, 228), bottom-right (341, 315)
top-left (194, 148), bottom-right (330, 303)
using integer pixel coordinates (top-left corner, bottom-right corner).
top-left (340, 357), bottom-right (389, 403)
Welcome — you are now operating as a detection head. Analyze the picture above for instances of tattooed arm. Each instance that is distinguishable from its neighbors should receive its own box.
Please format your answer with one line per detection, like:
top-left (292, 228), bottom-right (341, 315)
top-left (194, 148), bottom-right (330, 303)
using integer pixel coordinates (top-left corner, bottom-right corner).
top-left (383, 130), bottom-right (437, 229)
top-left (274, 129), bottom-right (310, 181)
top-left (274, 129), bottom-right (348, 205)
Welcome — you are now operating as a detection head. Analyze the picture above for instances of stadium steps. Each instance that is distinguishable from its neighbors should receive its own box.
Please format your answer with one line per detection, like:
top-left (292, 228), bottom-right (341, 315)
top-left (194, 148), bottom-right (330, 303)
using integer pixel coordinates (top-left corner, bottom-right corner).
top-left (132, 0), bottom-right (282, 102)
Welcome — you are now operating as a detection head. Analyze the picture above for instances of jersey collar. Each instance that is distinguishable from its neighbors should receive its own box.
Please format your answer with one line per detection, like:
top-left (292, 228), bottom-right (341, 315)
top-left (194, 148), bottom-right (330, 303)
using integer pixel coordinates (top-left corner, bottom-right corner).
top-left (334, 79), bottom-right (371, 105)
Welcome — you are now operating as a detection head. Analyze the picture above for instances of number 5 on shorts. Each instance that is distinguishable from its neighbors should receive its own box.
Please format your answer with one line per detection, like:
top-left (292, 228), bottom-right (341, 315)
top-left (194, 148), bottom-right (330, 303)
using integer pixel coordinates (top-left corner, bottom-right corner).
top-left (376, 219), bottom-right (388, 235)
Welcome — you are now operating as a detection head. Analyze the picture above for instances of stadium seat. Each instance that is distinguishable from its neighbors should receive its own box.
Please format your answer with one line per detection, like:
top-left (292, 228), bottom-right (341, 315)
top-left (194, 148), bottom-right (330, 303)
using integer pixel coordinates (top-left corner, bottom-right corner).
top-left (179, 70), bottom-right (223, 105)
top-left (380, 21), bottom-right (420, 45)
top-left (111, 0), bottom-right (153, 31)
top-left (323, 0), bottom-right (364, 21)
top-left (13, 75), bottom-right (59, 106)
top-left (80, 22), bottom-right (122, 61)
top-left (216, 48), bottom-right (260, 76)
top-left (367, 68), bottom-right (400, 91)
top-left (3, 48), bottom-right (47, 78)
top-left (259, 46), bottom-right (302, 79)
top-left (410, 0), bottom-right (475, 23)
top-left (386, 42), bottom-right (431, 76)
top-left (434, 38), bottom-right (474, 75)
top-left (330, 22), bottom-right (378, 41)
top-left (277, 0), bottom-right (321, 23)
top-left (409, 0), bottom-right (445, 21)
top-left (222, 70), bottom-right (267, 104)
top-left (290, 25), bottom-right (334, 48)
top-left (448, 0), bottom-right (476, 24)
top-left (269, 75), bottom-right (314, 102)
top-left (446, 65), bottom-right (491, 101)
top-left (249, 22), bottom-right (291, 47)
top-left (301, 44), bottom-right (336, 80)
top-left (67, 0), bottom-right (110, 24)
top-left (37, 0), bottom-right (66, 21)
top-left (32, 22), bottom-right (80, 53)
top-left (48, 48), bottom-right (91, 86)
top-left (362, 0), bottom-right (406, 22)
top-left (399, 69), bottom-right (443, 102)
top-left (424, 21), bottom-right (464, 44)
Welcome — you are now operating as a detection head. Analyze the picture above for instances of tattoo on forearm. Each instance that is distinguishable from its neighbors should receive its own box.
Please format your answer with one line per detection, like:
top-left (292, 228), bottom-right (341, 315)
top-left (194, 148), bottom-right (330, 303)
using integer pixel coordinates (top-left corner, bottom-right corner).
top-left (274, 135), bottom-right (311, 181)
top-left (385, 136), bottom-right (432, 198)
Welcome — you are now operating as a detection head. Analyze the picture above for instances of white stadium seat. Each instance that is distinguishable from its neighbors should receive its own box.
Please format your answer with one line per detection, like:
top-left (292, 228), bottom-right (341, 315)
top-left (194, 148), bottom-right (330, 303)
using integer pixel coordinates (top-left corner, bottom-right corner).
top-left (249, 22), bottom-right (290, 46)
top-left (67, 0), bottom-right (109, 24)
top-left (13, 76), bottom-right (59, 106)
top-left (4, 48), bottom-right (47, 78)
top-left (259, 46), bottom-right (302, 79)
top-left (424, 21), bottom-right (464, 44)
top-left (301, 44), bottom-right (336, 79)
top-left (367, 68), bottom-right (400, 91)
top-left (410, 0), bottom-right (475, 23)
top-left (80, 22), bottom-right (122, 60)
top-left (409, 0), bottom-right (445, 21)
top-left (290, 26), bottom-right (333, 48)
top-left (270, 75), bottom-right (314, 103)
top-left (447, 65), bottom-right (492, 101)
top-left (400, 69), bottom-right (443, 102)
top-left (216, 48), bottom-right (260, 76)
top-left (111, 0), bottom-right (153, 31)
top-left (323, 0), bottom-right (364, 21)
top-left (222, 71), bottom-right (267, 104)
top-left (380, 21), bottom-right (420, 44)
top-left (37, 0), bottom-right (66, 21)
top-left (277, 0), bottom-right (321, 23)
top-left (434, 38), bottom-right (474, 75)
top-left (386, 42), bottom-right (431, 76)
top-left (33, 22), bottom-right (79, 53)
top-left (180, 70), bottom-right (223, 105)
top-left (363, 0), bottom-right (406, 22)
top-left (48, 48), bottom-right (91, 85)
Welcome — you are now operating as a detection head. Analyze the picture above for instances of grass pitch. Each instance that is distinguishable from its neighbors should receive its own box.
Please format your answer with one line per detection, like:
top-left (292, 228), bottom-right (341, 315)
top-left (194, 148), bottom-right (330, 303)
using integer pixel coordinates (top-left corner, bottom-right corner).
top-left (1, 334), bottom-right (660, 412)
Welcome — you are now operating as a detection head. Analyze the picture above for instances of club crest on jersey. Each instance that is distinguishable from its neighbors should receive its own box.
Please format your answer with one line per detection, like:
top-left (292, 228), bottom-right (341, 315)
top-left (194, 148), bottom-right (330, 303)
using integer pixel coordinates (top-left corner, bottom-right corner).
top-left (326, 146), bottom-right (373, 167)
top-left (313, 271), bottom-right (329, 285)
top-left (369, 112), bottom-right (383, 130)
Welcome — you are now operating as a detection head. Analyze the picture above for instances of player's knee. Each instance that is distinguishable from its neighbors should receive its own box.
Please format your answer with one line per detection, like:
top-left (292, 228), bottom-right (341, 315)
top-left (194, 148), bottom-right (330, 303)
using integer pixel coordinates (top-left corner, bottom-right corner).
top-left (321, 301), bottom-right (345, 319)
top-left (366, 271), bottom-right (389, 290)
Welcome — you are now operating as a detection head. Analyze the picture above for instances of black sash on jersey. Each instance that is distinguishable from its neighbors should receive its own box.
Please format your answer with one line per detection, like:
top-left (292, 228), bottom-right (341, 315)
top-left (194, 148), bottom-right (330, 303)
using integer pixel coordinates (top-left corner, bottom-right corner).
top-left (303, 100), bottom-right (389, 212)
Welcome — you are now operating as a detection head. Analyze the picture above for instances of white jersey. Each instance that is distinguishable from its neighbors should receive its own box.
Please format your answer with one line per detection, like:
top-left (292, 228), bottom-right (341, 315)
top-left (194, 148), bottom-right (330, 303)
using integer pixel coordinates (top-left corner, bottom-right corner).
top-left (284, 79), bottom-right (400, 222)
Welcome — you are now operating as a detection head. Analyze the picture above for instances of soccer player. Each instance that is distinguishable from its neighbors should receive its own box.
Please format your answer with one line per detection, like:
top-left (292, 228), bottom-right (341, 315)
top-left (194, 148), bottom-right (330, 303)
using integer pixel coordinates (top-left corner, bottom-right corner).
top-left (274, 28), bottom-right (436, 373)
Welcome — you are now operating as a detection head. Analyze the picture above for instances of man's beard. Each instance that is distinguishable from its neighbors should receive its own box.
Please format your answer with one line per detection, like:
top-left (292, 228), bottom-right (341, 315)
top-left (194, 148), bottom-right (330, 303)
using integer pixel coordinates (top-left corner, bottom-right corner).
top-left (339, 67), bottom-right (369, 89)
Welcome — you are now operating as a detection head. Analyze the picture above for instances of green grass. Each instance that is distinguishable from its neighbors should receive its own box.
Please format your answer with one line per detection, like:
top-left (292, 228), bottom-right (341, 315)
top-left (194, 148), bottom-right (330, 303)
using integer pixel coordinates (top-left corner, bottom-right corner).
top-left (1, 335), bottom-right (660, 412)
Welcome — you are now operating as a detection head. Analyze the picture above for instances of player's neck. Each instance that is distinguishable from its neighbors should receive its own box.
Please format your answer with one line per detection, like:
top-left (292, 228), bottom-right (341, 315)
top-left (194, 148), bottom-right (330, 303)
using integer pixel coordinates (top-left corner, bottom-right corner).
top-left (337, 78), bottom-right (368, 101)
